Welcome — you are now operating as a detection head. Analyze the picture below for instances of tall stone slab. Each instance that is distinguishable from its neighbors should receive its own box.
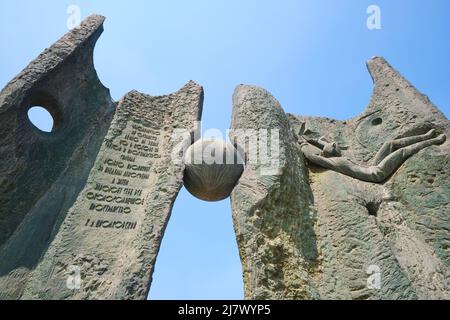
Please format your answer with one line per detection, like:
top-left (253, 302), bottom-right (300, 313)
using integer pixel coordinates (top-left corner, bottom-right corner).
top-left (23, 83), bottom-right (203, 300)
top-left (0, 15), bottom-right (116, 299)
top-left (231, 57), bottom-right (449, 299)
top-left (0, 15), bottom-right (203, 300)
top-left (230, 85), bottom-right (318, 299)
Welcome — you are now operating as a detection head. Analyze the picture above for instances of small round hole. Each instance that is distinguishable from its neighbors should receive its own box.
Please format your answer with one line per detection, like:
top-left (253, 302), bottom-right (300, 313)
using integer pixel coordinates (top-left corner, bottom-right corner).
top-left (371, 118), bottom-right (383, 126)
top-left (27, 106), bottom-right (54, 133)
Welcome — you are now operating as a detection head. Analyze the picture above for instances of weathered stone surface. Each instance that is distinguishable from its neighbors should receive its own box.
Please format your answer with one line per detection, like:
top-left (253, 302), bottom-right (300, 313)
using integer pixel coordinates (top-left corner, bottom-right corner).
top-left (23, 83), bottom-right (203, 300)
top-left (230, 85), bottom-right (318, 299)
top-left (0, 14), bottom-right (116, 300)
top-left (1, 12), bottom-right (447, 301)
top-left (231, 57), bottom-right (449, 299)
top-left (183, 139), bottom-right (244, 202)
top-left (0, 15), bottom-right (204, 300)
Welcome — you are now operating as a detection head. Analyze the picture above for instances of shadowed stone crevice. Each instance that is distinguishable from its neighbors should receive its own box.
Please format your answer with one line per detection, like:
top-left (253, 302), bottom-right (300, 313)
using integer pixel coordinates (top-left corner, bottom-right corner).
top-left (365, 200), bottom-right (381, 217)
top-left (371, 117), bottom-right (383, 126)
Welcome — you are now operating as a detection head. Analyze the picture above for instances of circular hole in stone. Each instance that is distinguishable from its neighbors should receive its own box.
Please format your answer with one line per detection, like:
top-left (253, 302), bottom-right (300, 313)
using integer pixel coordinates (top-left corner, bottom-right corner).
top-left (27, 106), bottom-right (54, 133)
top-left (371, 117), bottom-right (383, 126)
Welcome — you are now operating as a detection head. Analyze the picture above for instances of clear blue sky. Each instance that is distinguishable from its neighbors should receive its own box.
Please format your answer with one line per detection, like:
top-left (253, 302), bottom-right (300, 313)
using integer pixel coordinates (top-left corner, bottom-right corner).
top-left (1, 1), bottom-right (449, 299)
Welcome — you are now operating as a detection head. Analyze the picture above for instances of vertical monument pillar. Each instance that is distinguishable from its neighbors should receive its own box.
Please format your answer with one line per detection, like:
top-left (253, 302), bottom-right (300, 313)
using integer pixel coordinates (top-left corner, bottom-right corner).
top-left (230, 85), bottom-right (318, 300)
top-left (0, 15), bottom-right (203, 300)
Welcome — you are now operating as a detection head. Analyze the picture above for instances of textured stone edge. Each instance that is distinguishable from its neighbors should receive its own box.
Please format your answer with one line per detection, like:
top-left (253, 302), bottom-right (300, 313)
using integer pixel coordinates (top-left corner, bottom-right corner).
top-left (230, 85), bottom-right (318, 299)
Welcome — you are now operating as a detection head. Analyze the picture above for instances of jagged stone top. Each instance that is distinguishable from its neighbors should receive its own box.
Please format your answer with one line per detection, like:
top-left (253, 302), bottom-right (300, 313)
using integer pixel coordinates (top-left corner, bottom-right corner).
top-left (0, 14), bottom-right (105, 111)
top-left (288, 56), bottom-right (448, 127)
top-left (365, 56), bottom-right (447, 121)
top-left (124, 80), bottom-right (203, 100)
top-left (120, 80), bottom-right (204, 119)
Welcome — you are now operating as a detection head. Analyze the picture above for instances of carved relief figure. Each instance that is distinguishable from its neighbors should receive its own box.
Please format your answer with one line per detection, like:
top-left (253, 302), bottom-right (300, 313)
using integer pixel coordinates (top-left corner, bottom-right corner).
top-left (299, 129), bottom-right (446, 183)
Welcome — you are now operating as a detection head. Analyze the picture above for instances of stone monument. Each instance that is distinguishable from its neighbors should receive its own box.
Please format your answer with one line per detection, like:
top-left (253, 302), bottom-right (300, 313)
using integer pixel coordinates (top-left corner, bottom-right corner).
top-left (0, 15), bottom-right (448, 300)
top-left (0, 15), bottom-right (203, 300)
top-left (230, 58), bottom-right (449, 299)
